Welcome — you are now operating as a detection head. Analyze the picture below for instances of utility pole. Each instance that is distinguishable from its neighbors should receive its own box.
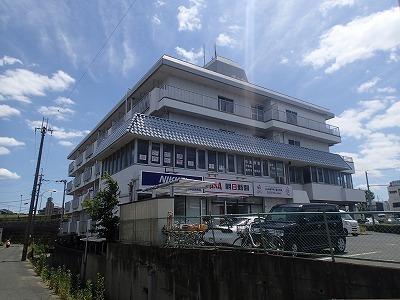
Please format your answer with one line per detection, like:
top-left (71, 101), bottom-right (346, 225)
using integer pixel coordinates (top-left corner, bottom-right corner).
top-left (18, 194), bottom-right (23, 218)
top-left (33, 173), bottom-right (44, 218)
top-left (21, 118), bottom-right (52, 261)
top-left (56, 179), bottom-right (67, 233)
top-left (365, 171), bottom-right (371, 209)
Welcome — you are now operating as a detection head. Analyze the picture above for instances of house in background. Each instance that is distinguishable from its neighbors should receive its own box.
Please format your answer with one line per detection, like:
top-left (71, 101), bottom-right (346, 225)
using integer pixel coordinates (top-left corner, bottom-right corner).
top-left (62, 55), bottom-right (365, 235)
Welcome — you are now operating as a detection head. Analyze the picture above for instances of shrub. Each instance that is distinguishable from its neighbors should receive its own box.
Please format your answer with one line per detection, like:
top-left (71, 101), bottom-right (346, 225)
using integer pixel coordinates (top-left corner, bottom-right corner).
top-left (365, 224), bottom-right (400, 234)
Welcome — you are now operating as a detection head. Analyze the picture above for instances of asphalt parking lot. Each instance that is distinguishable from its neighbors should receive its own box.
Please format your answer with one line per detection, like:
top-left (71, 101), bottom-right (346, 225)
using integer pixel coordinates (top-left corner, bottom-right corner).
top-left (317, 231), bottom-right (400, 267)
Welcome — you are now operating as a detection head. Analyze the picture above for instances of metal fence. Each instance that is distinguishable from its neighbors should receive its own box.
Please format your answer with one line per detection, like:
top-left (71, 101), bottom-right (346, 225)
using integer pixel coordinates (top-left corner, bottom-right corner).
top-left (120, 211), bottom-right (400, 264)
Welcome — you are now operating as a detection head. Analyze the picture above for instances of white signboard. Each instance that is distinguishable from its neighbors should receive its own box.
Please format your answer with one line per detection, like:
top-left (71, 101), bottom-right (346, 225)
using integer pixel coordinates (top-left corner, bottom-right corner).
top-left (253, 183), bottom-right (293, 198)
top-left (205, 179), bottom-right (253, 195)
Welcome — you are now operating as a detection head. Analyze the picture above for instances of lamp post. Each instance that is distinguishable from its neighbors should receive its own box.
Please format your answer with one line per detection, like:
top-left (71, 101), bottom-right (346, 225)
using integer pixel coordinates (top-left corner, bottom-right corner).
top-left (55, 179), bottom-right (67, 234)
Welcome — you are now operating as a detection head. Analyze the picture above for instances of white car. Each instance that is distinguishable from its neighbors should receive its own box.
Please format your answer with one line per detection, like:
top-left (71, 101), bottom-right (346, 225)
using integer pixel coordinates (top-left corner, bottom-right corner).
top-left (340, 211), bottom-right (360, 236)
top-left (203, 216), bottom-right (262, 246)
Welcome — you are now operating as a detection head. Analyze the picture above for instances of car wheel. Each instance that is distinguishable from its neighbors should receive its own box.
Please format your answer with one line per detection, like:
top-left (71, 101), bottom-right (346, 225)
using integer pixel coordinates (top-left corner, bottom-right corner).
top-left (335, 237), bottom-right (346, 254)
top-left (343, 228), bottom-right (349, 236)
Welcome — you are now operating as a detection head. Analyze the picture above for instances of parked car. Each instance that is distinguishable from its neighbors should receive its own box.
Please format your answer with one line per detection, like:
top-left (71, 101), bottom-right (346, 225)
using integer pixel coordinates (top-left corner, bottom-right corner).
top-left (340, 210), bottom-right (360, 236)
top-left (203, 216), bottom-right (262, 246)
top-left (365, 217), bottom-right (379, 225)
top-left (256, 203), bottom-right (347, 254)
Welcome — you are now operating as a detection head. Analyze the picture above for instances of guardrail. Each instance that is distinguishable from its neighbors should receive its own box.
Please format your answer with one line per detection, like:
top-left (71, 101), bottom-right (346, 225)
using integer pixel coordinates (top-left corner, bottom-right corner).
top-left (120, 211), bottom-right (400, 264)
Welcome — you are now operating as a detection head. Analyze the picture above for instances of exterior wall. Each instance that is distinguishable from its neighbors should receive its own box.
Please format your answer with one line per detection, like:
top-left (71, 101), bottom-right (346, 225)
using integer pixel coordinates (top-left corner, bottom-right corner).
top-left (304, 183), bottom-right (365, 204)
top-left (388, 181), bottom-right (400, 211)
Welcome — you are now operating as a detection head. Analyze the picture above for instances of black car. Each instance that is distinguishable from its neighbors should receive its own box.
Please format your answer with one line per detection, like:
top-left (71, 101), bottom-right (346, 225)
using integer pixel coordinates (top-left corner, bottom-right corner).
top-left (253, 203), bottom-right (346, 254)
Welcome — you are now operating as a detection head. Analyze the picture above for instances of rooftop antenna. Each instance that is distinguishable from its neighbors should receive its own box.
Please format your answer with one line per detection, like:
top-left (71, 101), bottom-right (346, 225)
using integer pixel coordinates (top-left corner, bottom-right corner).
top-left (214, 44), bottom-right (217, 59)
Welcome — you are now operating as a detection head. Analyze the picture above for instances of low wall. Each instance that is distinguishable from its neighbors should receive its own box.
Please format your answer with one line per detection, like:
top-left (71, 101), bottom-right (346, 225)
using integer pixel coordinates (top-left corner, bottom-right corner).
top-left (105, 243), bottom-right (400, 300)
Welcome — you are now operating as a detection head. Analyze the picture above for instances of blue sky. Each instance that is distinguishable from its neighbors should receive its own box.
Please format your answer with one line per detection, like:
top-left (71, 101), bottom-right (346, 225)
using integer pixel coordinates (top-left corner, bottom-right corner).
top-left (0, 0), bottom-right (399, 211)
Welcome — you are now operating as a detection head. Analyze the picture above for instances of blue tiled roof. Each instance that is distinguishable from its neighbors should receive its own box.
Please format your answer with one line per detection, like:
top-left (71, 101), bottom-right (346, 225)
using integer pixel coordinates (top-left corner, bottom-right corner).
top-left (95, 113), bottom-right (350, 170)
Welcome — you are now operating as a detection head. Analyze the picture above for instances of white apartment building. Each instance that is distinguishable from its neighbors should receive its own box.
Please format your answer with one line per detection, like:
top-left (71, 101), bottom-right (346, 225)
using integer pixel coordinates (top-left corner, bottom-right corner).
top-left (388, 180), bottom-right (400, 212)
top-left (62, 55), bottom-right (365, 235)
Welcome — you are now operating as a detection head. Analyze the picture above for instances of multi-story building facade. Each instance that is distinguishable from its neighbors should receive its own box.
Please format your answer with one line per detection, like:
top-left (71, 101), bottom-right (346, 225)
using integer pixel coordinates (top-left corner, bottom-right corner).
top-left (388, 180), bottom-right (400, 211)
top-left (62, 55), bottom-right (365, 234)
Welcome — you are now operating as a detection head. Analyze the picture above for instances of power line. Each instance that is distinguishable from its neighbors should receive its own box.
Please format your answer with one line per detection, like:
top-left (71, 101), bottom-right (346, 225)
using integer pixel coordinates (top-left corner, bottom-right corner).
top-left (65, 0), bottom-right (138, 99)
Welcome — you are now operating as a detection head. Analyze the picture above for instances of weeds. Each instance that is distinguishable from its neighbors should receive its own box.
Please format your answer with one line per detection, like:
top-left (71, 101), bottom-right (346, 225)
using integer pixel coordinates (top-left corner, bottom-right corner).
top-left (31, 244), bottom-right (105, 300)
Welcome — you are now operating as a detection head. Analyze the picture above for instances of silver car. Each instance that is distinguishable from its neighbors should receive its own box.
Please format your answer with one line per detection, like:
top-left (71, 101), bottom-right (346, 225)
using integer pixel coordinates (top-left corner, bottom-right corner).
top-left (203, 216), bottom-right (262, 246)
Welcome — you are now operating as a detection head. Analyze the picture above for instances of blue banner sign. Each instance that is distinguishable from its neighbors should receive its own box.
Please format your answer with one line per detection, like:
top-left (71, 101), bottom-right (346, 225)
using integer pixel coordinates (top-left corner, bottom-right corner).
top-left (140, 171), bottom-right (203, 188)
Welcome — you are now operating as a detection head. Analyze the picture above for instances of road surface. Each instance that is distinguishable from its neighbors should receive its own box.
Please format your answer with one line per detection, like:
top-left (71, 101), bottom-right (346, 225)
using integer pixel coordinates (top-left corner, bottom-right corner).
top-left (0, 244), bottom-right (58, 300)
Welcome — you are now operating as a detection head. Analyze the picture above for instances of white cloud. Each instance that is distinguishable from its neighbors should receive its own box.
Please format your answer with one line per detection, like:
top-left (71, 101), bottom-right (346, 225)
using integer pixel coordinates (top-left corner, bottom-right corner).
top-left (0, 168), bottom-right (20, 180)
top-left (368, 101), bottom-right (400, 130)
top-left (59, 140), bottom-right (74, 147)
top-left (122, 41), bottom-right (135, 75)
top-left (320, 0), bottom-right (356, 15)
top-left (330, 99), bottom-right (387, 139)
top-left (0, 147), bottom-right (10, 155)
top-left (177, 0), bottom-right (204, 31)
top-left (216, 33), bottom-right (236, 48)
top-left (175, 46), bottom-right (203, 64)
top-left (152, 14), bottom-right (161, 25)
top-left (54, 96), bottom-right (75, 106)
top-left (280, 57), bottom-right (289, 65)
top-left (0, 104), bottom-right (21, 118)
top-left (389, 50), bottom-right (400, 62)
top-left (304, 7), bottom-right (400, 73)
top-left (0, 137), bottom-right (25, 147)
top-left (228, 25), bottom-right (242, 33)
top-left (357, 77), bottom-right (380, 93)
top-left (376, 87), bottom-right (396, 94)
top-left (37, 106), bottom-right (75, 120)
top-left (155, 0), bottom-right (165, 7)
top-left (26, 120), bottom-right (90, 140)
top-left (0, 69), bottom-right (75, 103)
top-left (0, 55), bottom-right (23, 66)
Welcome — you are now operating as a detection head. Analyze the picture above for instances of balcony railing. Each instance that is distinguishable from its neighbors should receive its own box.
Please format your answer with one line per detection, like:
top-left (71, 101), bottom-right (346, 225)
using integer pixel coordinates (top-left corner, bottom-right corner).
top-left (67, 180), bottom-right (73, 192)
top-left (76, 153), bottom-right (83, 167)
top-left (158, 84), bottom-right (340, 137)
top-left (68, 161), bottom-right (75, 174)
top-left (264, 109), bottom-right (340, 137)
top-left (74, 174), bottom-right (81, 188)
top-left (83, 167), bottom-right (92, 182)
top-left (85, 143), bottom-right (94, 159)
top-left (72, 197), bottom-right (80, 210)
top-left (64, 201), bottom-right (71, 213)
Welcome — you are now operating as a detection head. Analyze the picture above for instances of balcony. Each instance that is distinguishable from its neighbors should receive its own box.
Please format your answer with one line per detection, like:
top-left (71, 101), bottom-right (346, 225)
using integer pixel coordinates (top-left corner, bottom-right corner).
top-left (264, 109), bottom-right (340, 137)
top-left (67, 180), bottom-right (73, 193)
top-left (68, 161), bottom-right (75, 175)
top-left (83, 167), bottom-right (92, 182)
top-left (74, 174), bottom-right (81, 188)
top-left (85, 143), bottom-right (94, 159)
top-left (72, 197), bottom-right (80, 210)
top-left (76, 153), bottom-right (83, 167)
top-left (304, 183), bottom-right (365, 203)
top-left (157, 84), bottom-right (340, 138)
top-left (64, 201), bottom-right (71, 213)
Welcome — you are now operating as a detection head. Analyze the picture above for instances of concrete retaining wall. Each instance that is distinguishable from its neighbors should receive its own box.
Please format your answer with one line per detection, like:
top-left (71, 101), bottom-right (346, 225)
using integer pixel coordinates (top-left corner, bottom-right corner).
top-left (105, 243), bottom-right (400, 300)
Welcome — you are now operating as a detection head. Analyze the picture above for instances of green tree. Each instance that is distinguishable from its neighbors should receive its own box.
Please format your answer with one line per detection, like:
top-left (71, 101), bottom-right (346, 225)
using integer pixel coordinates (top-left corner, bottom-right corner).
top-left (365, 190), bottom-right (375, 209)
top-left (84, 173), bottom-right (119, 240)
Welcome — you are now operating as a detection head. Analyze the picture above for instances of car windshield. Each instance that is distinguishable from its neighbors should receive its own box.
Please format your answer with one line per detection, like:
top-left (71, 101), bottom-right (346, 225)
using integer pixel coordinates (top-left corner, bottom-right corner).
top-left (212, 217), bottom-right (250, 227)
top-left (267, 206), bottom-right (301, 222)
top-left (342, 213), bottom-right (353, 220)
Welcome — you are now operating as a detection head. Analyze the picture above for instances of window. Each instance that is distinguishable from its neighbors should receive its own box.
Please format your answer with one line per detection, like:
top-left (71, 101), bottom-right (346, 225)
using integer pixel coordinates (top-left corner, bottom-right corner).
top-left (122, 145), bottom-right (128, 168)
top-left (269, 161), bottom-right (277, 178)
top-left (324, 169), bottom-right (330, 184)
top-left (218, 96), bottom-right (234, 113)
top-left (262, 160), bottom-right (269, 176)
top-left (286, 110), bottom-right (298, 125)
top-left (317, 168), bottom-right (324, 183)
top-left (150, 143), bottom-right (160, 164)
top-left (389, 190), bottom-right (398, 194)
top-left (288, 139), bottom-right (300, 147)
top-left (175, 145), bottom-right (185, 168)
top-left (253, 158), bottom-right (261, 176)
top-left (393, 202), bottom-right (400, 208)
top-left (163, 143), bottom-right (173, 166)
top-left (208, 151), bottom-right (217, 171)
top-left (311, 167), bottom-right (317, 182)
top-left (251, 105), bottom-right (264, 121)
top-left (198, 150), bottom-right (205, 169)
top-left (218, 152), bottom-right (226, 172)
top-left (137, 139), bottom-right (149, 164)
top-left (129, 140), bottom-right (135, 166)
top-left (236, 155), bottom-right (244, 175)
top-left (245, 157), bottom-right (253, 176)
top-left (276, 161), bottom-right (284, 178)
top-left (227, 154), bottom-right (235, 172)
top-left (186, 147), bottom-right (196, 169)
top-left (345, 174), bottom-right (353, 189)
top-left (289, 166), bottom-right (296, 183)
